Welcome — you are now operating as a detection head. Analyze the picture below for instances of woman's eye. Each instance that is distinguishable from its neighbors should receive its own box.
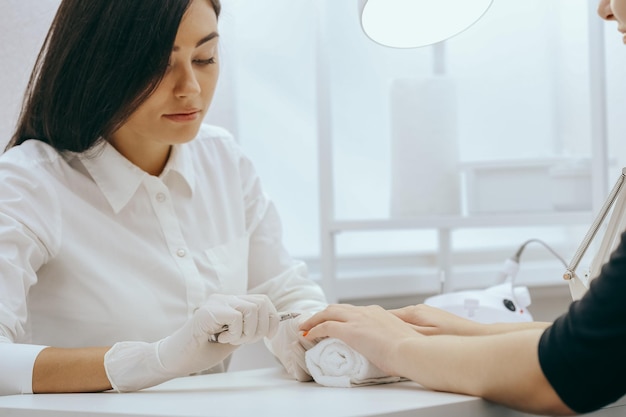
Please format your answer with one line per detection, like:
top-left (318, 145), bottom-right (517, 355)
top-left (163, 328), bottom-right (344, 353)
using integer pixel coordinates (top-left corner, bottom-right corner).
top-left (194, 57), bottom-right (216, 65)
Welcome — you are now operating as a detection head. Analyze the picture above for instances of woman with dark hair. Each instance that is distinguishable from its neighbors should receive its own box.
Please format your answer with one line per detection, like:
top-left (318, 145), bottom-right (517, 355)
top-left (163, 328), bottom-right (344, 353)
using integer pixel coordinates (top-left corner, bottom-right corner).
top-left (0, 0), bottom-right (326, 395)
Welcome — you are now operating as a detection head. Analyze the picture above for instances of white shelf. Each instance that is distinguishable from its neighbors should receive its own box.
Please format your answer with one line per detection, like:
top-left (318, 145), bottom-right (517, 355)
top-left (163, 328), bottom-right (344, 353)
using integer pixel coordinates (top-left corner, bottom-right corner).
top-left (329, 211), bottom-right (594, 233)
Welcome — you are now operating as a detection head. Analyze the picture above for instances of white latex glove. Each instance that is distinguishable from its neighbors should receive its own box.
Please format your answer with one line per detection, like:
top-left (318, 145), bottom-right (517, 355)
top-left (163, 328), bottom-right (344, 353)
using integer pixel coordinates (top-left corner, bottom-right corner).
top-left (104, 294), bottom-right (279, 392)
top-left (202, 294), bottom-right (280, 345)
top-left (265, 311), bottom-right (318, 382)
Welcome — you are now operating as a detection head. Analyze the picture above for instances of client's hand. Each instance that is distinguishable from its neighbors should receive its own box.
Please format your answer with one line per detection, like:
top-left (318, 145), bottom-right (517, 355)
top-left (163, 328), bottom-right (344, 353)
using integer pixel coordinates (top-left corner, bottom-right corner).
top-left (390, 304), bottom-right (484, 336)
top-left (104, 294), bottom-right (279, 392)
top-left (393, 304), bottom-right (552, 336)
top-left (300, 304), bottom-right (419, 376)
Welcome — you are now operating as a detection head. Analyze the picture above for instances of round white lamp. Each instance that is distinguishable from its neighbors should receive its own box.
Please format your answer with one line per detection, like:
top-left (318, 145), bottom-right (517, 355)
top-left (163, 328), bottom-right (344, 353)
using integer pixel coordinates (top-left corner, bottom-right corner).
top-left (358, 0), bottom-right (493, 48)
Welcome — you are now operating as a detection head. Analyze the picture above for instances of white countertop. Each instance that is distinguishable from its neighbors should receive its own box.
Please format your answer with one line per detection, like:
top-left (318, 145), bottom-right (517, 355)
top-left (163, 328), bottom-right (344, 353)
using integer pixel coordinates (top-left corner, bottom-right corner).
top-left (0, 367), bottom-right (624, 417)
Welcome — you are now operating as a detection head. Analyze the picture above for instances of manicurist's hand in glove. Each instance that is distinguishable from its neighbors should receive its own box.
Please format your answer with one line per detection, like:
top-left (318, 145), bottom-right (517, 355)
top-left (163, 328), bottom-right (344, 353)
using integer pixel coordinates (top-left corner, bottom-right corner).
top-left (31, 294), bottom-right (279, 393)
top-left (264, 311), bottom-right (318, 381)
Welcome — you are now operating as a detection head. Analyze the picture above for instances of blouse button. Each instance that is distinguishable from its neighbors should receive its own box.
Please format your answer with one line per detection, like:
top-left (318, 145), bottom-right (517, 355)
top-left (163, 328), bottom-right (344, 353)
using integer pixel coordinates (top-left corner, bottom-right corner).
top-left (176, 248), bottom-right (187, 258)
top-left (156, 193), bottom-right (166, 202)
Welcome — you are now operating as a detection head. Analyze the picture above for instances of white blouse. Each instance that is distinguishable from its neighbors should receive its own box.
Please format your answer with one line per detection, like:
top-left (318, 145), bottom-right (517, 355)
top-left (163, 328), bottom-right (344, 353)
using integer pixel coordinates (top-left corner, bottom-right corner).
top-left (0, 124), bottom-right (326, 394)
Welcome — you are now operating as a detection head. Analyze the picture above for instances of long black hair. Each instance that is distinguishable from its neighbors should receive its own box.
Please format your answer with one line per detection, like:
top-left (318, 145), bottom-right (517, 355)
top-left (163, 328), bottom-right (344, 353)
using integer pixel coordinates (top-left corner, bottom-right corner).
top-left (6, 0), bottom-right (221, 153)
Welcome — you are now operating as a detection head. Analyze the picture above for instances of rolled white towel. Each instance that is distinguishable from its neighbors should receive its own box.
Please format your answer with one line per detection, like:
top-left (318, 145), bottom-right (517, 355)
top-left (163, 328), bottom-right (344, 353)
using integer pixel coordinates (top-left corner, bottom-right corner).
top-left (304, 338), bottom-right (405, 388)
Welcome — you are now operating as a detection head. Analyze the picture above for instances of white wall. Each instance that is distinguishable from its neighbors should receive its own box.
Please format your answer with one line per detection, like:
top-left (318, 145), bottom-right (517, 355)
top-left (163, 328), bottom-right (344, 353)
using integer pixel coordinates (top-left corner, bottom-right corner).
top-left (230, 0), bottom-right (611, 259)
top-left (0, 0), bottom-right (59, 146)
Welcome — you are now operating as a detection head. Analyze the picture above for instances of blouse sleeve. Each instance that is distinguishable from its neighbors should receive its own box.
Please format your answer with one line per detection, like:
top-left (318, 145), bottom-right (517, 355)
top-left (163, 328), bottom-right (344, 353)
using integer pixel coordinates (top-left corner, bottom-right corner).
top-left (538, 231), bottom-right (626, 414)
top-left (0, 148), bottom-right (61, 395)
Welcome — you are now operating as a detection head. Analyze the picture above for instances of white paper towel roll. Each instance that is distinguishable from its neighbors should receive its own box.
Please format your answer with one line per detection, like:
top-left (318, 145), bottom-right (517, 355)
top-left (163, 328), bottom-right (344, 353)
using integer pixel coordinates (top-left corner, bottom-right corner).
top-left (389, 76), bottom-right (460, 216)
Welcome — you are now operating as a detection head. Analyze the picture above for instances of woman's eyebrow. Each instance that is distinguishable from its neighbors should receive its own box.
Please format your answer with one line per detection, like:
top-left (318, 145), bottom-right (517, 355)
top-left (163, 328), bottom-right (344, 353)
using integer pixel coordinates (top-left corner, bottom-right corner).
top-left (172, 31), bottom-right (219, 51)
top-left (195, 32), bottom-right (219, 47)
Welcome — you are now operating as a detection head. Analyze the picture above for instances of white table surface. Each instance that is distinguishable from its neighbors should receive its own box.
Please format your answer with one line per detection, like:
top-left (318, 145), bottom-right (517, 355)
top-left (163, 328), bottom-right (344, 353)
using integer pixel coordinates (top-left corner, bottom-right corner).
top-left (0, 367), bottom-right (624, 417)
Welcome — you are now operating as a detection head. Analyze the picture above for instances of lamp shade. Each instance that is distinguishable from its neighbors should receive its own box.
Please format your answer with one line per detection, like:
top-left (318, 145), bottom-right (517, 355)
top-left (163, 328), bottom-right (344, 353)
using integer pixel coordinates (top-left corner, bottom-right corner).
top-left (359, 0), bottom-right (493, 48)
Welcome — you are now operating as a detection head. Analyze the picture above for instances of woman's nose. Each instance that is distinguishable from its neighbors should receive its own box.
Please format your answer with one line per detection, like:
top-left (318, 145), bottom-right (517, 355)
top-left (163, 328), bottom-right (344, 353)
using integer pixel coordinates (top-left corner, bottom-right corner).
top-left (598, 0), bottom-right (615, 21)
top-left (175, 66), bottom-right (201, 98)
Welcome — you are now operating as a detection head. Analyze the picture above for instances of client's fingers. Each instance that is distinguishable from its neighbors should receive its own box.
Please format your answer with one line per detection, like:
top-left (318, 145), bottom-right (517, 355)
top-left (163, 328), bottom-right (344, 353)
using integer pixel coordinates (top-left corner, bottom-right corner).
top-left (389, 305), bottom-right (418, 321)
top-left (301, 319), bottom-right (343, 340)
top-left (299, 304), bottom-right (354, 331)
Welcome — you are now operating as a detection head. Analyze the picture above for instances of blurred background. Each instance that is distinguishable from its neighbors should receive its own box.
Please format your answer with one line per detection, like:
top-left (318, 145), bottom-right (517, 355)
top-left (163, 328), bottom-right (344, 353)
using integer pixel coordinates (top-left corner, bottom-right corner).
top-left (2, 0), bottom-right (625, 368)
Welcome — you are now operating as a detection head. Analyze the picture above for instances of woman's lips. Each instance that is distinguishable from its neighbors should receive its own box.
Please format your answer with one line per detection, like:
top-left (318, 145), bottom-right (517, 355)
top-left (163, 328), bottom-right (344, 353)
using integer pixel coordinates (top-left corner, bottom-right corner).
top-left (163, 110), bottom-right (201, 122)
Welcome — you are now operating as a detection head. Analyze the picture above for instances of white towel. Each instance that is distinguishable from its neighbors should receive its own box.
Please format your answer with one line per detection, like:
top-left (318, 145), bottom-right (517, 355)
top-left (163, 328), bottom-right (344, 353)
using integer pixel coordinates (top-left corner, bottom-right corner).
top-left (305, 338), bottom-right (405, 388)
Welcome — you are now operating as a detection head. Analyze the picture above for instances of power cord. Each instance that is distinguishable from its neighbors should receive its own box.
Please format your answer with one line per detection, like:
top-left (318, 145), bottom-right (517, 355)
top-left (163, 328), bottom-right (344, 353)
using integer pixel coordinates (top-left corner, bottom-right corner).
top-left (497, 238), bottom-right (569, 285)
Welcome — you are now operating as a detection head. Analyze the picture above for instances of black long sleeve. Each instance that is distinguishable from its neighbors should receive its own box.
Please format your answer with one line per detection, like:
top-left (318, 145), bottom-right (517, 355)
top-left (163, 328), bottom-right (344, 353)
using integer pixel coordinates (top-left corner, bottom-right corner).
top-left (538, 231), bottom-right (626, 414)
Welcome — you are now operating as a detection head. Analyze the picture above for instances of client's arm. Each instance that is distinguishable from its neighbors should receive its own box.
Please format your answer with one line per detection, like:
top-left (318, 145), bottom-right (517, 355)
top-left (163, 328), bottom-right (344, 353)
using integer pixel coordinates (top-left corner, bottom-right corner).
top-left (301, 304), bottom-right (573, 416)
top-left (391, 304), bottom-right (551, 336)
